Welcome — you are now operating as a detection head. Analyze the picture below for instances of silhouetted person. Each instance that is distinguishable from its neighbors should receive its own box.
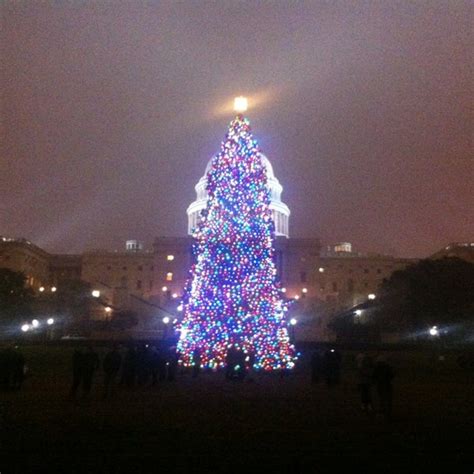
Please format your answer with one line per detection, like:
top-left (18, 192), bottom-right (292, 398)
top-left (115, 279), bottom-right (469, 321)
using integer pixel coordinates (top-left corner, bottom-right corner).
top-left (70, 347), bottom-right (85, 400)
top-left (192, 348), bottom-right (201, 378)
top-left (225, 346), bottom-right (237, 380)
top-left (373, 356), bottom-right (394, 421)
top-left (82, 346), bottom-right (99, 398)
top-left (10, 346), bottom-right (25, 390)
top-left (323, 349), bottom-right (341, 387)
top-left (103, 345), bottom-right (122, 399)
top-left (166, 346), bottom-right (178, 381)
top-left (121, 345), bottom-right (138, 388)
top-left (311, 349), bottom-right (324, 384)
top-left (357, 353), bottom-right (374, 413)
top-left (149, 346), bottom-right (161, 386)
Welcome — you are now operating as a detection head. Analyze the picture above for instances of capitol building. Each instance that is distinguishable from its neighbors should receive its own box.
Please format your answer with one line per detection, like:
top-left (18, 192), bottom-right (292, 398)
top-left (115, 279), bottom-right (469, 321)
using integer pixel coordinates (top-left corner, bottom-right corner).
top-left (1, 139), bottom-right (420, 340)
top-left (187, 154), bottom-right (290, 237)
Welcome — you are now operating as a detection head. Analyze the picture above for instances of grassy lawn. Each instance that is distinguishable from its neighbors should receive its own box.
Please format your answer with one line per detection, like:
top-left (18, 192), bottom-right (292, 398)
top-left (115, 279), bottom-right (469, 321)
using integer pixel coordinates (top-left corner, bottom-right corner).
top-left (1, 345), bottom-right (473, 473)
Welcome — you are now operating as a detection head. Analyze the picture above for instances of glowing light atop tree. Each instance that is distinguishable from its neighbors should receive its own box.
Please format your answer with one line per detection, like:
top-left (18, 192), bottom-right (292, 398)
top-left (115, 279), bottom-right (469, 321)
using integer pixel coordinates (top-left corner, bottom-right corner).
top-left (234, 96), bottom-right (248, 113)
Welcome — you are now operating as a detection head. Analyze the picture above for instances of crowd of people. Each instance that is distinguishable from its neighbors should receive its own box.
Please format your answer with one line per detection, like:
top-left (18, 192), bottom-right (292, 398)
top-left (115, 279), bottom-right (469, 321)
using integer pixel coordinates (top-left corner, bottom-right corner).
top-left (1, 342), bottom-right (395, 420)
top-left (311, 348), bottom-right (395, 420)
top-left (70, 343), bottom-right (179, 400)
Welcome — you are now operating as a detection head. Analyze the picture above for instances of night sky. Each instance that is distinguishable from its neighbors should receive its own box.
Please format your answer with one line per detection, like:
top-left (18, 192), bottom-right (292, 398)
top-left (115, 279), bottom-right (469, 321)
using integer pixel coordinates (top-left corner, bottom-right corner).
top-left (1, 2), bottom-right (472, 258)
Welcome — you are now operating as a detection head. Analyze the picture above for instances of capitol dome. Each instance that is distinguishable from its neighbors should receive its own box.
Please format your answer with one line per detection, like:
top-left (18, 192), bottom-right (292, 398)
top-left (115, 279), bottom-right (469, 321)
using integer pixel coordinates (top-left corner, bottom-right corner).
top-left (187, 154), bottom-right (290, 237)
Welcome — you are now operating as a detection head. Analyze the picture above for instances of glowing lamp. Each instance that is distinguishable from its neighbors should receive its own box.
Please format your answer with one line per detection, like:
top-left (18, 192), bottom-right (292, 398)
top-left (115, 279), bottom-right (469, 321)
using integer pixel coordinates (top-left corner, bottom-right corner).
top-left (51, 286), bottom-right (57, 292)
top-left (21, 324), bottom-right (30, 332)
top-left (162, 286), bottom-right (168, 292)
top-left (32, 319), bottom-right (39, 328)
top-left (318, 267), bottom-right (325, 273)
top-left (355, 309), bottom-right (363, 316)
top-left (234, 96), bottom-right (248, 113)
top-left (92, 290), bottom-right (100, 298)
top-left (172, 293), bottom-right (178, 299)
top-left (105, 306), bottom-right (112, 313)
top-left (302, 288), bottom-right (308, 294)
top-left (162, 316), bottom-right (170, 324)
top-left (429, 326), bottom-right (439, 336)
top-left (39, 287), bottom-right (45, 292)
top-left (177, 304), bottom-right (183, 312)
top-left (368, 293), bottom-right (376, 300)
top-left (290, 318), bottom-right (297, 326)
top-left (47, 318), bottom-right (54, 325)
top-left (281, 287), bottom-right (287, 293)
top-left (294, 295), bottom-right (300, 300)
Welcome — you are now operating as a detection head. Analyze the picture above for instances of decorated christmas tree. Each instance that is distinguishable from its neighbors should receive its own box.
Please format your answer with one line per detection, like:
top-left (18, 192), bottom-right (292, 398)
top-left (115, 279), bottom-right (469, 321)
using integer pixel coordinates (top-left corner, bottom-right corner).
top-left (177, 103), bottom-right (296, 371)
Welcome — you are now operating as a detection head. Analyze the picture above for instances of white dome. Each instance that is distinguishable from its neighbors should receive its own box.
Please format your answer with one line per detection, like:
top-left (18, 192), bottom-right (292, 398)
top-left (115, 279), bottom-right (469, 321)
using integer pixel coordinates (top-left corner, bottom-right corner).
top-left (187, 154), bottom-right (290, 237)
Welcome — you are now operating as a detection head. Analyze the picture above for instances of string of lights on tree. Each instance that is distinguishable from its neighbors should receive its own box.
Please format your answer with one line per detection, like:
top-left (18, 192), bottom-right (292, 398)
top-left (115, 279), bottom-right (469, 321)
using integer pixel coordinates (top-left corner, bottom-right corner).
top-left (177, 100), bottom-right (296, 371)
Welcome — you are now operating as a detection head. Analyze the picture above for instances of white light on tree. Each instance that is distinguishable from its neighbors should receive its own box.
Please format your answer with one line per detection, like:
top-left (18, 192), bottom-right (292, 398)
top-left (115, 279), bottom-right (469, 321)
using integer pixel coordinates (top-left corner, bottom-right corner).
top-left (21, 324), bottom-right (30, 332)
top-left (47, 318), bottom-right (54, 325)
top-left (51, 286), bottom-right (57, 292)
top-left (32, 319), bottom-right (39, 328)
top-left (177, 304), bottom-right (183, 312)
top-left (368, 293), bottom-right (376, 300)
top-left (281, 287), bottom-right (286, 293)
top-left (290, 318), bottom-right (297, 326)
top-left (162, 316), bottom-right (170, 324)
top-left (39, 287), bottom-right (45, 292)
top-left (172, 293), bottom-right (178, 299)
top-left (92, 290), bottom-right (100, 298)
top-left (234, 96), bottom-right (248, 113)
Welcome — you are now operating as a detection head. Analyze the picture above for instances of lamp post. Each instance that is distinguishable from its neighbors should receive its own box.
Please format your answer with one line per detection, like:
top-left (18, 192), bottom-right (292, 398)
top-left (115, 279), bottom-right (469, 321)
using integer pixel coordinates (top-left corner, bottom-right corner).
top-left (289, 318), bottom-right (297, 342)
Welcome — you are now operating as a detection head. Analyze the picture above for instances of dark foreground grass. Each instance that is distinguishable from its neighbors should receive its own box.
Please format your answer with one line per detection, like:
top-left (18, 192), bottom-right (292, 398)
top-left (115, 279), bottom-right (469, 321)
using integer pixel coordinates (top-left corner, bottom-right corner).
top-left (1, 346), bottom-right (473, 473)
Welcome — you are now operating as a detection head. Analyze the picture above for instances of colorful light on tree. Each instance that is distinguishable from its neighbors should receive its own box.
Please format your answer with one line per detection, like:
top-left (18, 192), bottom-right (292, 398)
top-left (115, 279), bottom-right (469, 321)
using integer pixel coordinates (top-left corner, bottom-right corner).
top-left (177, 113), bottom-right (296, 371)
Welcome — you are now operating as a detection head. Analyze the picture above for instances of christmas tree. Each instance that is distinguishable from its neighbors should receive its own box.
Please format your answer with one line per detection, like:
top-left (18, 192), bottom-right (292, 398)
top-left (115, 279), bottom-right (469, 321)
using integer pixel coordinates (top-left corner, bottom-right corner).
top-left (177, 110), bottom-right (296, 371)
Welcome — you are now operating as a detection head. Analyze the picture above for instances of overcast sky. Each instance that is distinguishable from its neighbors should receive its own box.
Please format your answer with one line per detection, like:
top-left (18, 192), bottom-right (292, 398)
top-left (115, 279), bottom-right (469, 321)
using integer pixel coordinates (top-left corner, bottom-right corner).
top-left (1, 1), bottom-right (472, 258)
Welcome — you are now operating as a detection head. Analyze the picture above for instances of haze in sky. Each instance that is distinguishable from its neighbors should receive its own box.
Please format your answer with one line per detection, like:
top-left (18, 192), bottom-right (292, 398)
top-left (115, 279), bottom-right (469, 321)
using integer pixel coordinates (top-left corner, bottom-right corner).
top-left (1, 1), bottom-right (472, 257)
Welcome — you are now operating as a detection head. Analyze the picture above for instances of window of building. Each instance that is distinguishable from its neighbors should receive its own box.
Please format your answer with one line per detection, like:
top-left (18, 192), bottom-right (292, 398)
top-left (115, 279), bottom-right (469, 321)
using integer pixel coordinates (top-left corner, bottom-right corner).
top-left (166, 272), bottom-right (173, 281)
top-left (167, 255), bottom-right (174, 261)
top-left (364, 269), bottom-right (369, 274)
top-left (332, 282), bottom-right (338, 292)
top-left (107, 265), bottom-right (111, 270)
top-left (138, 265), bottom-right (143, 271)
top-left (150, 266), bottom-right (154, 271)
top-left (300, 271), bottom-right (307, 283)
top-left (136, 280), bottom-right (142, 290)
top-left (377, 269), bottom-right (382, 274)
top-left (122, 266), bottom-right (127, 271)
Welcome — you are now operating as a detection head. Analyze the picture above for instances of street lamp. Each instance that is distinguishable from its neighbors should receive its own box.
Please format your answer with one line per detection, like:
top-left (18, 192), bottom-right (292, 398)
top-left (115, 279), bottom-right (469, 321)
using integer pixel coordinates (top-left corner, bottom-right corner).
top-left (368, 293), bottom-right (376, 300)
top-left (429, 326), bottom-right (439, 336)
top-left (91, 290), bottom-right (100, 298)
top-left (21, 324), bottom-right (30, 332)
top-left (47, 318), bottom-right (54, 325)
top-left (162, 316), bottom-right (170, 324)
top-left (32, 319), bottom-right (40, 328)
top-left (51, 286), bottom-right (57, 293)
